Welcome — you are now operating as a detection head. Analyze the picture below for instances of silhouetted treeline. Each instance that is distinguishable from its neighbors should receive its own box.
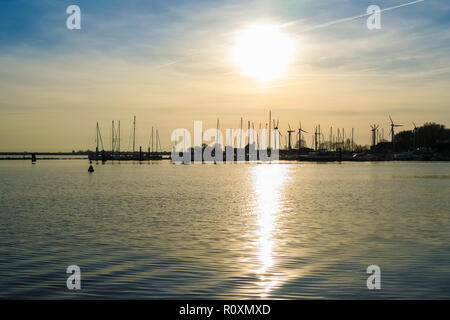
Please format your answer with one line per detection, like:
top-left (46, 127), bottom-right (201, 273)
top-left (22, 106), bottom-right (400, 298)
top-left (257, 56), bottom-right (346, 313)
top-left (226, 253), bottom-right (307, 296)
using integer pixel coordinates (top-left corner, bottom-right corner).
top-left (395, 123), bottom-right (450, 152)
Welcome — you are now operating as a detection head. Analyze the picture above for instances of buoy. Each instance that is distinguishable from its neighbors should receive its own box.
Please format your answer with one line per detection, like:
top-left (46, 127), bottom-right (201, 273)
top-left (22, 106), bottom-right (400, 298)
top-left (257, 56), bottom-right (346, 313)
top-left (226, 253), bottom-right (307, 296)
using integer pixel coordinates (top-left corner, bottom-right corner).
top-left (88, 160), bottom-right (94, 173)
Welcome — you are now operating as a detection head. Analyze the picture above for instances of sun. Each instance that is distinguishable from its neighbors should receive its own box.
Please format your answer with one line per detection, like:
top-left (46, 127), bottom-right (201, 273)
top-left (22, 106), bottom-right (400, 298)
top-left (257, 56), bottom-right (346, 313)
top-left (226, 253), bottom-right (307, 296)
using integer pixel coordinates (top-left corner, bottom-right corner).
top-left (232, 23), bottom-right (296, 82)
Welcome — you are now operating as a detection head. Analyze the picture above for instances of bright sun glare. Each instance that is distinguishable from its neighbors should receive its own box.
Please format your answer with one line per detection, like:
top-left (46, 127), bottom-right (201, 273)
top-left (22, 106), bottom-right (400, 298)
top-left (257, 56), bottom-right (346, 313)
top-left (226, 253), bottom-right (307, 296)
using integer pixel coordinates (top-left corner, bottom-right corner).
top-left (232, 23), bottom-right (296, 82)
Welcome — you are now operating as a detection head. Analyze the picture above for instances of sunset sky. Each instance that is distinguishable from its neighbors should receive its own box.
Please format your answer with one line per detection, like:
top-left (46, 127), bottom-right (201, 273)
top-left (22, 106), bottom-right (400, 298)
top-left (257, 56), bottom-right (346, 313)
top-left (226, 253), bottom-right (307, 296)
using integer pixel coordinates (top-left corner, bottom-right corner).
top-left (0, 0), bottom-right (449, 151)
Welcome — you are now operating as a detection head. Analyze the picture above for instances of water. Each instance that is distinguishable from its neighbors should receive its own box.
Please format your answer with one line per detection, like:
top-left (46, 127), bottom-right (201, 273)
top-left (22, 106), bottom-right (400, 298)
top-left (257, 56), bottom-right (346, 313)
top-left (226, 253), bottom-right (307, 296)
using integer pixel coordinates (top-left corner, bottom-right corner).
top-left (0, 160), bottom-right (449, 299)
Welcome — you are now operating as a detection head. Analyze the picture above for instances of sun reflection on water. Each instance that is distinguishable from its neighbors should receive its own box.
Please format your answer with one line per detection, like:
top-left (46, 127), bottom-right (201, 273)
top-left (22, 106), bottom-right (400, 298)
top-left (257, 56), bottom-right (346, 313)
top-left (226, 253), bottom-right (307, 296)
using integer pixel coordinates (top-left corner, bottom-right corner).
top-left (251, 164), bottom-right (289, 297)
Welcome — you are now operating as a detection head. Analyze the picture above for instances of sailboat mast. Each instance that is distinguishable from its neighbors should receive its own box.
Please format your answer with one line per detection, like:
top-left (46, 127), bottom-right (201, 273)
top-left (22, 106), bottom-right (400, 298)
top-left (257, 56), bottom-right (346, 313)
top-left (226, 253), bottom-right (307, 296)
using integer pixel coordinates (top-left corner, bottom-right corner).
top-left (351, 128), bottom-right (354, 152)
top-left (240, 117), bottom-right (243, 148)
top-left (269, 110), bottom-right (271, 150)
top-left (156, 129), bottom-right (160, 153)
top-left (133, 115), bottom-right (136, 153)
top-left (216, 119), bottom-right (219, 146)
top-left (342, 128), bottom-right (345, 150)
top-left (247, 121), bottom-right (250, 148)
top-left (252, 122), bottom-right (255, 149)
top-left (118, 121), bottom-right (120, 158)
top-left (112, 120), bottom-right (114, 154)
top-left (330, 126), bottom-right (333, 151)
top-left (96, 122), bottom-right (99, 155)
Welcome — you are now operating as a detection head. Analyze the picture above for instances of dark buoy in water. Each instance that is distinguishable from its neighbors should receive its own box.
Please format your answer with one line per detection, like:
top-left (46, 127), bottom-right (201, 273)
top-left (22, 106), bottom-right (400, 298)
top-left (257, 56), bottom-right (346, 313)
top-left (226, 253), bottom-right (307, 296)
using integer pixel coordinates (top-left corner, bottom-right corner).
top-left (31, 153), bottom-right (37, 163)
top-left (88, 160), bottom-right (94, 173)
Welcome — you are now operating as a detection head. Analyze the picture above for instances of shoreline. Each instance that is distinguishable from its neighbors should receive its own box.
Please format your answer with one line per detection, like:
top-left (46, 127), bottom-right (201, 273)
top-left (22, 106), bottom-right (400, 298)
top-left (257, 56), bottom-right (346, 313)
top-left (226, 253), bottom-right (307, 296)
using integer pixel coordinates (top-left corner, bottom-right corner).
top-left (1, 157), bottom-right (449, 162)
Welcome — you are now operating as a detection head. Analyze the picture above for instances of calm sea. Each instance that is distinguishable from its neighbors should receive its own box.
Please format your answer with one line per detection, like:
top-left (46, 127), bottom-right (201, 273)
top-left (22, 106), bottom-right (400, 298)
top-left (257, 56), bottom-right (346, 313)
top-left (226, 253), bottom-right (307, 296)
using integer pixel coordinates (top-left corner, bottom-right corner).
top-left (0, 160), bottom-right (449, 299)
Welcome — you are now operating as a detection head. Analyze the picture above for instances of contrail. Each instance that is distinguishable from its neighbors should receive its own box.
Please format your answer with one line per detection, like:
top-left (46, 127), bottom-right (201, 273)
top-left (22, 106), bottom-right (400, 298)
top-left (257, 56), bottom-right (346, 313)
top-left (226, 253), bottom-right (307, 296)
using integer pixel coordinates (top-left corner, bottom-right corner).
top-left (297, 0), bottom-right (425, 33)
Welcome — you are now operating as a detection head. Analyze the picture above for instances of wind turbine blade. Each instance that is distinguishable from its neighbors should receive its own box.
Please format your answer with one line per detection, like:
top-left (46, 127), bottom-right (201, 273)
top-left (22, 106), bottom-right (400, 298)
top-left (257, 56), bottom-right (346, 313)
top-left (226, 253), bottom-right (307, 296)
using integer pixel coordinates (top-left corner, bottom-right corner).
top-left (389, 115), bottom-right (393, 124)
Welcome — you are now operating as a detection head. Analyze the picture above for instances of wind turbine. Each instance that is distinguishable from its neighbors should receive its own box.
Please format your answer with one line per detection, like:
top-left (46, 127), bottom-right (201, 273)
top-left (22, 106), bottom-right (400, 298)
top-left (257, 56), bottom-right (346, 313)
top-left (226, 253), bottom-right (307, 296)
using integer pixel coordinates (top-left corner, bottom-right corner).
top-left (314, 126), bottom-right (318, 151)
top-left (370, 124), bottom-right (379, 147)
top-left (287, 123), bottom-right (295, 150)
top-left (298, 121), bottom-right (308, 151)
top-left (272, 119), bottom-right (282, 150)
top-left (313, 125), bottom-right (322, 151)
top-left (389, 115), bottom-right (403, 152)
top-left (412, 122), bottom-right (417, 151)
top-left (273, 118), bottom-right (279, 131)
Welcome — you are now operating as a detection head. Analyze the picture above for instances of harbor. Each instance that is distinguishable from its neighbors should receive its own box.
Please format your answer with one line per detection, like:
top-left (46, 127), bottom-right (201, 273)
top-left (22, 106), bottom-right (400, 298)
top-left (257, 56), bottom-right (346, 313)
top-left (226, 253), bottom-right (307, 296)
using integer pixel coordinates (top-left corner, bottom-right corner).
top-left (1, 0), bottom-right (450, 303)
top-left (85, 113), bottom-right (450, 163)
top-left (3, 115), bottom-right (449, 163)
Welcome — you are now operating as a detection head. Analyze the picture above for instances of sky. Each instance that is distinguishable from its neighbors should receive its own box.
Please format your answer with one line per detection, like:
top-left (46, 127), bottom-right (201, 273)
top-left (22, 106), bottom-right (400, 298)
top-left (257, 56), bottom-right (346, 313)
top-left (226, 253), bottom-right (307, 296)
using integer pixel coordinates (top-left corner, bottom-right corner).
top-left (0, 0), bottom-right (449, 151)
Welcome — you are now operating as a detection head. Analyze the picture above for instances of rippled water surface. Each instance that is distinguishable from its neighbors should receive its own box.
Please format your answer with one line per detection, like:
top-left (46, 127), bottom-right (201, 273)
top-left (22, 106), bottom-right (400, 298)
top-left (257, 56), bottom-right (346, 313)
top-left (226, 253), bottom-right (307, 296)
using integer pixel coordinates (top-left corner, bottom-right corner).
top-left (0, 160), bottom-right (449, 299)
